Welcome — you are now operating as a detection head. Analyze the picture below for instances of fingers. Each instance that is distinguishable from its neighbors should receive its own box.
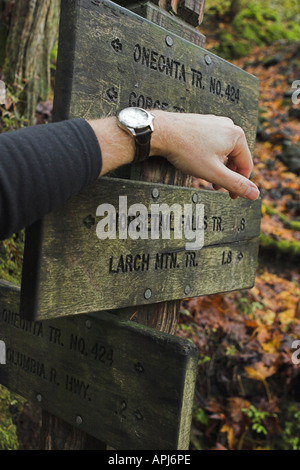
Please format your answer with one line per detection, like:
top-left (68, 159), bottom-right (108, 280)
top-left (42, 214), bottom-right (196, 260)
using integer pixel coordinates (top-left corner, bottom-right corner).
top-left (213, 162), bottom-right (260, 200)
top-left (212, 124), bottom-right (259, 200)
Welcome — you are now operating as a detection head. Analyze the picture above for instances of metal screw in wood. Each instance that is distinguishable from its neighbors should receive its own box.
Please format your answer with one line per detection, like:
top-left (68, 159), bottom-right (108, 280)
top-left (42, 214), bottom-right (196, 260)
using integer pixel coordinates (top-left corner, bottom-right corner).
top-left (76, 415), bottom-right (83, 425)
top-left (165, 35), bottom-right (173, 47)
top-left (151, 188), bottom-right (160, 199)
top-left (205, 54), bottom-right (212, 65)
top-left (144, 288), bottom-right (152, 299)
top-left (184, 285), bottom-right (191, 296)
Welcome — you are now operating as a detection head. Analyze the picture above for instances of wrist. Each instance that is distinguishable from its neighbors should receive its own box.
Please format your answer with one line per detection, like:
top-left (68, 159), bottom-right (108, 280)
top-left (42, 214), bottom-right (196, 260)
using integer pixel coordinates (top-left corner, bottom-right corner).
top-left (149, 110), bottom-right (169, 158)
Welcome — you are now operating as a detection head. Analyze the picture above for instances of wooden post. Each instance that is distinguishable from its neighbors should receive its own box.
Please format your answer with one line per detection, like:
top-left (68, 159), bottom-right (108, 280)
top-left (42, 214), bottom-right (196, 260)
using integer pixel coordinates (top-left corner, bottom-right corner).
top-left (41, 2), bottom-right (207, 448)
top-left (39, 414), bottom-right (106, 450)
top-left (124, 2), bottom-right (200, 335)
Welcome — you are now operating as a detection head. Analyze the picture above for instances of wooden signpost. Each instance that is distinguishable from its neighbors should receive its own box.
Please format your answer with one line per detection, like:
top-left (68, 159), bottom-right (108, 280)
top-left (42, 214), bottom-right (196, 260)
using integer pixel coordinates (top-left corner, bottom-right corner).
top-left (0, 0), bottom-right (261, 450)
top-left (20, 0), bottom-right (260, 321)
top-left (0, 280), bottom-right (198, 450)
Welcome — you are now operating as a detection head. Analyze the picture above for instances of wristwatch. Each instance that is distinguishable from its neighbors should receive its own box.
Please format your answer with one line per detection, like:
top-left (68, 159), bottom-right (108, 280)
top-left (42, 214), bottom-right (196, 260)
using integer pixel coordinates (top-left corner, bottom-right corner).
top-left (117, 107), bottom-right (155, 163)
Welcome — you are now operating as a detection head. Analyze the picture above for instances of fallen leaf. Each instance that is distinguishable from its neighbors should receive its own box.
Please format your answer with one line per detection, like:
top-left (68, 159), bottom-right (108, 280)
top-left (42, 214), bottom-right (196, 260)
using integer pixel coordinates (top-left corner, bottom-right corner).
top-left (245, 362), bottom-right (276, 381)
top-left (220, 423), bottom-right (235, 450)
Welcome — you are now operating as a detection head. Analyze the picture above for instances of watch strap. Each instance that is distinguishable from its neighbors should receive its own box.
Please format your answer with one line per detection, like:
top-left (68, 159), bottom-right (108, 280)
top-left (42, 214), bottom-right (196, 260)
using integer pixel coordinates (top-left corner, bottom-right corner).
top-left (134, 128), bottom-right (152, 163)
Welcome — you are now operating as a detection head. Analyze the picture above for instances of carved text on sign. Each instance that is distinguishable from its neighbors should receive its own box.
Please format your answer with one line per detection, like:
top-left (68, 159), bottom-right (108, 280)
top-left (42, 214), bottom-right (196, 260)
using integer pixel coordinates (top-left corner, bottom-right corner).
top-left (0, 282), bottom-right (199, 449)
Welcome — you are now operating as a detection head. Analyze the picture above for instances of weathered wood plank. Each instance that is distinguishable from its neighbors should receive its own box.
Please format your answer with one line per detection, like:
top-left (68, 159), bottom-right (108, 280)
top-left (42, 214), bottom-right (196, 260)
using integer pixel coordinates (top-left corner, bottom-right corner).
top-left (128, 2), bottom-right (206, 47)
top-left (0, 281), bottom-right (198, 450)
top-left (116, 0), bottom-right (206, 25)
top-left (53, 0), bottom-right (259, 155)
top-left (20, 177), bottom-right (261, 320)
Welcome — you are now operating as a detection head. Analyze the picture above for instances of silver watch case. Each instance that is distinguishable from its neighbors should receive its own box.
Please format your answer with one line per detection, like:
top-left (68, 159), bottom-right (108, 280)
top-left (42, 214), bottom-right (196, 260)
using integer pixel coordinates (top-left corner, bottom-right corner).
top-left (117, 107), bottom-right (154, 136)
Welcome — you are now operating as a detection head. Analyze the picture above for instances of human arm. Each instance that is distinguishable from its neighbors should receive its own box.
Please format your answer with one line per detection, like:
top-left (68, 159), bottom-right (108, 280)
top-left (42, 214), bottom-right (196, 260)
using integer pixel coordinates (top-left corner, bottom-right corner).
top-left (0, 119), bottom-right (101, 240)
top-left (88, 110), bottom-right (259, 200)
top-left (0, 111), bottom-right (259, 240)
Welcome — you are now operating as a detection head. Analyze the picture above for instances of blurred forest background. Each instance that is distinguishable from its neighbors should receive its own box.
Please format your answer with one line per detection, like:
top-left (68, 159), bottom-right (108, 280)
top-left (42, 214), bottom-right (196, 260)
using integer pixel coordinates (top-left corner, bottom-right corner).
top-left (0, 0), bottom-right (299, 450)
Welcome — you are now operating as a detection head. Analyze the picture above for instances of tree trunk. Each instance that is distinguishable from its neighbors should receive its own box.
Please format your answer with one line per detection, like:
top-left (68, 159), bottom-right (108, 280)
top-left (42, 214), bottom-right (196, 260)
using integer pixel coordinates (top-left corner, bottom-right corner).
top-left (0, 0), bottom-right (12, 69)
top-left (3, 0), bottom-right (60, 125)
top-left (228, 0), bottom-right (241, 19)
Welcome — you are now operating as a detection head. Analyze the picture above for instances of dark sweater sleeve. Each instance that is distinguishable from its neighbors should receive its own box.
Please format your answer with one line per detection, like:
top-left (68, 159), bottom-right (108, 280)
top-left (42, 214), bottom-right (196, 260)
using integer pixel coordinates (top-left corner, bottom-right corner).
top-left (0, 119), bottom-right (102, 240)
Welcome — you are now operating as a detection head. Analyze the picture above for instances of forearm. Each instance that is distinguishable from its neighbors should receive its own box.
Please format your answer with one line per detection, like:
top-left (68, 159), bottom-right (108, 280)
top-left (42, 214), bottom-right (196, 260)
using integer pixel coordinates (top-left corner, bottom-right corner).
top-left (0, 119), bottom-right (101, 240)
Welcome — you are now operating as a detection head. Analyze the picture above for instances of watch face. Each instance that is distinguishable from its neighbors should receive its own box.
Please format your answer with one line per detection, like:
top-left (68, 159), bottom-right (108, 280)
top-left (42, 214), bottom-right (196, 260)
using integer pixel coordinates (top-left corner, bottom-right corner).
top-left (118, 107), bottom-right (150, 129)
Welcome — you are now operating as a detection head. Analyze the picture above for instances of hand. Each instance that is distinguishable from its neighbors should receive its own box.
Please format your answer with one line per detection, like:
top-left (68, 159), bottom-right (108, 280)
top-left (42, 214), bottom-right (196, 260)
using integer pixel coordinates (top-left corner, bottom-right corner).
top-left (151, 111), bottom-right (259, 200)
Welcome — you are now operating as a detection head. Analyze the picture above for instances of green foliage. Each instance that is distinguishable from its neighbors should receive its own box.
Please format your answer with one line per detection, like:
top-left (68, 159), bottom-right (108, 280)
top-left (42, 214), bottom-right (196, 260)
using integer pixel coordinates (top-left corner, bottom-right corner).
top-left (198, 354), bottom-right (211, 365)
top-left (276, 403), bottom-right (300, 450)
top-left (194, 406), bottom-right (209, 426)
top-left (206, 0), bottom-right (232, 18)
top-left (225, 344), bottom-right (237, 356)
top-left (204, 0), bottom-right (300, 59)
top-left (0, 386), bottom-right (22, 450)
top-left (0, 79), bottom-right (26, 285)
top-left (260, 233), bottom-right (300, 257)
top-left (236, 295), bottom-right (263, 316)
top-left (0, 80), bottom-right (29, 131)
top-left (242, 405), bottom-right (277, 436)
top-left (50, 39), bottom-right (58, 71)
top-left (233, 3), bottom-right (300, 45)
top-left (262, 204), bottom-right (300, 233)
top-left (266, 0), bottom-right (300, 21)
top-left (0, 232), bottom-right (24, 284)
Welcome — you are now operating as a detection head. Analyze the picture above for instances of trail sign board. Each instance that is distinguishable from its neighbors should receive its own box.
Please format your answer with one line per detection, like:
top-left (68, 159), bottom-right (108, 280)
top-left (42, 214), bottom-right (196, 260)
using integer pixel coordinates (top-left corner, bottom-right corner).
top-left (0, 280), bottom-right (198, 450)
top-left (21, 177), bottom-right (261, 320)
top-left (19, 0), bottom-right (261, 320)
top-left (53, 0), bottom-right (259, 152)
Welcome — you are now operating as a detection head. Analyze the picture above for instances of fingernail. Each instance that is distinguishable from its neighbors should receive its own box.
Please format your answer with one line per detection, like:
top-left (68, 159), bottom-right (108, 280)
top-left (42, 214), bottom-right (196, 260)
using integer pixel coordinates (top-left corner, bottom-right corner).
top-left (245, 186), bottom-right (260, 200)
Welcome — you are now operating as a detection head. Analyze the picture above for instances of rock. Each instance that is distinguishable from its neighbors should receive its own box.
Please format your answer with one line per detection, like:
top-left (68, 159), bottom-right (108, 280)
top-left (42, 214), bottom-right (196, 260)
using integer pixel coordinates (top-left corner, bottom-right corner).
top-left (256, 123), bottom-right (271, 142)
top-left (287, 159), bottom-right (300, 174)
top-left (277, 140), bottom-right (300, 175)
top-left (289, 107), bottom-right (300, 120)
top-left (263, 52), bottom-right (284, 68)
top-left (269, 126), bottom-right (293, 143)
top-left (269, 188), bottom-right (282, 200)
top-left (266, 159), bottom-right (276, 170)
top-left (286, 201), bottom-right (300, 216)
top-left (282, 187), bottom-right (297, 198)
top-left (294, 202), bottom-right (300, 216)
